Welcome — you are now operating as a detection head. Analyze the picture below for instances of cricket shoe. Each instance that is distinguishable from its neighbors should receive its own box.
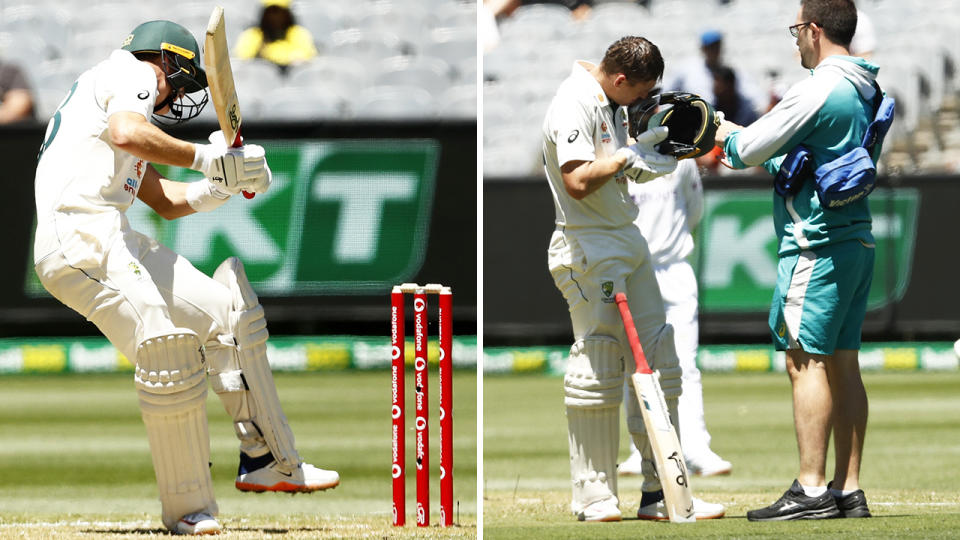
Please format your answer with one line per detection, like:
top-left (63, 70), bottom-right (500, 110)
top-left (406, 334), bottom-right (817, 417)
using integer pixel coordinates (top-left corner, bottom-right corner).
top-left (235, 451), bottom-right (340, 493)
top-left (637, 489), bottom-right (725, 520)
top-left (828, 481), bottom-right (872, 518)
top-left (686, 450), bottom-right (732, 477)
top-left (576, 496), bottom-right (622, 522)
top-left (175, 512), bottom-right (221, 535)
top-left (618, 448), bottom-right (644, 476)
top-left (746, 479), bottom-right (841, 521)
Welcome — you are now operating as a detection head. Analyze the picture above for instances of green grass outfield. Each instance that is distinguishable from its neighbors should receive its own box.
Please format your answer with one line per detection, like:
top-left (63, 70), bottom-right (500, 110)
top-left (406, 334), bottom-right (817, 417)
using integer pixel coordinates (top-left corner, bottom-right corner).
top-left (0, 371), bottom-right (477, 539)
top-left (484, 370), bottom-right (960, 539)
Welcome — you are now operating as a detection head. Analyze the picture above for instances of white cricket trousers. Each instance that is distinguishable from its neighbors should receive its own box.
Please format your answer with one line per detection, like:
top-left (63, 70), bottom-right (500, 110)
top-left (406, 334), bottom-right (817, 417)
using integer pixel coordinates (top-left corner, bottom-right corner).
top-left (654, 259), bottom-right (712, 458)
top-left (548, 227), bottom-right (669, 346)
top-left (34, 225), bottom-right (232, 360)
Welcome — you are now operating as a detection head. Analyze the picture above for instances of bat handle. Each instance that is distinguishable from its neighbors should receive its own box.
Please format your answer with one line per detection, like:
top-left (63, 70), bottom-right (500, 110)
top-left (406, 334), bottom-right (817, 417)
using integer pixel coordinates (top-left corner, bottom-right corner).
top-left (230, 131), bottom-right (256, 199)
top-left (614, 292), bottom-right (653, 374)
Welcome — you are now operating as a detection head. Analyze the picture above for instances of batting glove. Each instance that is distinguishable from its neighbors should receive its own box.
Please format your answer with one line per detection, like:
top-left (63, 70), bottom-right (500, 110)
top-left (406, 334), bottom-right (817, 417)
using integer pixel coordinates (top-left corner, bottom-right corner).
top-left (191, 131), bottom-right (272, 195)
top-left (615, 126), bottom-right (677, 183)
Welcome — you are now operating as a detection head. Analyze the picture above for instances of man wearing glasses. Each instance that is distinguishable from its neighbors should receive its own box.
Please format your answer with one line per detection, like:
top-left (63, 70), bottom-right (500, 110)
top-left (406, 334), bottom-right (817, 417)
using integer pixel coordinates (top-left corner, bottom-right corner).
top-left (714, 0), bottom-right (879, 521)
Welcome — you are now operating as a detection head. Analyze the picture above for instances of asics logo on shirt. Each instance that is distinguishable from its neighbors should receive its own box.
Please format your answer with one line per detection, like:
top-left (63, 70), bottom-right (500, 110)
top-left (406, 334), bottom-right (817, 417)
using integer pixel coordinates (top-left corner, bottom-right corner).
top-left (568, 130), bottom-right (579, 143)
top-left (137, 91), bottom-right (149, 100)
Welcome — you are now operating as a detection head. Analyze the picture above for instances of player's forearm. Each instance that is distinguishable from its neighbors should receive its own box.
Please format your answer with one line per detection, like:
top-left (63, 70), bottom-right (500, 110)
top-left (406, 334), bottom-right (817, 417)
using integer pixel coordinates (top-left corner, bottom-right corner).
top-left (154, 178), bottom-right (198, 219)
top-left (108, 113), bottom-right (196, 168)
top-left (137, 165), bottom-right (198, 220)
top-left (562, 155), bottom-right (627, 200)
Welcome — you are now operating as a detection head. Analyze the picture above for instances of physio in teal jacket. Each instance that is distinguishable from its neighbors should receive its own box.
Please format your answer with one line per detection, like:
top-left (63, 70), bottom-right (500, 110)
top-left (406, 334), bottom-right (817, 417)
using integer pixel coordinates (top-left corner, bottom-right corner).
top-left (714, 0), bottom-right (881, 522)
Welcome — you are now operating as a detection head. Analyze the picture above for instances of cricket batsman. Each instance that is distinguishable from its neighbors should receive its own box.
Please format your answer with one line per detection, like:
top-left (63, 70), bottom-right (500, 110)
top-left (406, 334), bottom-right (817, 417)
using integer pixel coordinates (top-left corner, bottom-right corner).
top-left (33, 20), bottom-right (338, 535)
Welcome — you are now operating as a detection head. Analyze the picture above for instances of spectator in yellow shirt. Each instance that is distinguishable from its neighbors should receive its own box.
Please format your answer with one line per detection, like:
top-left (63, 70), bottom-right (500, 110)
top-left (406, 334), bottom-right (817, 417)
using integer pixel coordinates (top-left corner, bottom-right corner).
top-left (235, 0), bottom-right (318, 73)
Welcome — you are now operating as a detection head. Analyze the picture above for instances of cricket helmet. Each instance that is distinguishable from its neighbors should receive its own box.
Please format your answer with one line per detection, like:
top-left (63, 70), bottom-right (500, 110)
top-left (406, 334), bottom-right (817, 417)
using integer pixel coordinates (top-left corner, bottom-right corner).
top-left (122, 20), bottom-right (208, 123)
top-left (645, 92), bottom-right (720, 160)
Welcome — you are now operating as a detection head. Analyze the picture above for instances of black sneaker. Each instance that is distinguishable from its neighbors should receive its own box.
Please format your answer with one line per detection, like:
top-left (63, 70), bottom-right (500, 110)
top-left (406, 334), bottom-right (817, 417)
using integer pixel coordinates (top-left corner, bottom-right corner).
top-left (747, 479), bottom-right (842, 521)
top-left (828, 481), bottom-right (872, 518)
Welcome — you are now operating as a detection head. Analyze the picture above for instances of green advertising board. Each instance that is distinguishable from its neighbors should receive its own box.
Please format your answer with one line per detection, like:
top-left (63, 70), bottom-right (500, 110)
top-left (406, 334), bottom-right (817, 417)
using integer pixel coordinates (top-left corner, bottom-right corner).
top-left (696, 188), bottom-right (919, 312)
top-left (27, 139), bottom-right (439, 296)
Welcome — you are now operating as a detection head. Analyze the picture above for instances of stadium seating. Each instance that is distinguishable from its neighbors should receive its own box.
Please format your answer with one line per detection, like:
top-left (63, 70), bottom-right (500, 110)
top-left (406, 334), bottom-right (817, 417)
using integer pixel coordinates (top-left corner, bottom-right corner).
top-left (482, 0), bottom-right (960, 177)
top-left (352, 85), bottom-right (437, 119)
top-left (2, 0), bottom-right (476, 121)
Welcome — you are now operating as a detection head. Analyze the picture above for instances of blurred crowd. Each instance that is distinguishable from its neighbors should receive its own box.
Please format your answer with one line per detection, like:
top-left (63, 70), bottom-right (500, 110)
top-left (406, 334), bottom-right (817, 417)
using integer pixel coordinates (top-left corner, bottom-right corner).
top-left (483, 0), bottom-right (960, 177)
top-left (0, 0), bottom-right (476, 123)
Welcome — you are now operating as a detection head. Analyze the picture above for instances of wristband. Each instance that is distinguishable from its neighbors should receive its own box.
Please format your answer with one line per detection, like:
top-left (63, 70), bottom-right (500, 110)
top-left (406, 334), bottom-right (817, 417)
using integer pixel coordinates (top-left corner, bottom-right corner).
top-left (191, 142), bottom-right (216, 175)
top-left (185, 178), bottom-right (230, 212)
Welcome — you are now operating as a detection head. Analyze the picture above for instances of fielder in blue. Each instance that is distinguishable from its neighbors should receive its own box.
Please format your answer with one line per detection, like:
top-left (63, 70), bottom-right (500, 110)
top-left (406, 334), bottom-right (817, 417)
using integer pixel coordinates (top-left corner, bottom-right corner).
top-left (715, 0), bottom-right (883, 521)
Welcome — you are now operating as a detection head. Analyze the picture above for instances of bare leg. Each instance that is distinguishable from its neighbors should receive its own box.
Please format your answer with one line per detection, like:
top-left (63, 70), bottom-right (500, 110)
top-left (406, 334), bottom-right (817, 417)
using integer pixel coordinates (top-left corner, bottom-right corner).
top-left (826, 349), bottom-right (868, 490)
top-left (786, 349), bottom-right (833, 487)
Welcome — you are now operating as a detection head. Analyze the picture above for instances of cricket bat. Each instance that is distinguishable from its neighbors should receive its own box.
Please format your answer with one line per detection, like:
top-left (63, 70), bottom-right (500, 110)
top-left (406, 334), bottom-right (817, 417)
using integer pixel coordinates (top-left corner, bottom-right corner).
top-left (204, 5), bottom-right (254, 199)
top-left (615, 292), bottom-right (695, 523)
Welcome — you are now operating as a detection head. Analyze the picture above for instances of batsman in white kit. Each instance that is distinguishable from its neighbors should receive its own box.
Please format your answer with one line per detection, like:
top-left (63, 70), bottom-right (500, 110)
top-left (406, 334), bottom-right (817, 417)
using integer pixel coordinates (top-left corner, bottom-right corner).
top-left (33, 20), bottom-right (338, 535)
top-left (542, 36), bottom-right (724, 522)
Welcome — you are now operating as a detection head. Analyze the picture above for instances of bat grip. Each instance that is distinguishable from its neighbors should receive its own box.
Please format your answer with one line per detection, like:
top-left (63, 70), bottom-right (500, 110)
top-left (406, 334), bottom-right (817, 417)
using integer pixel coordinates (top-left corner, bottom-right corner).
top-left (614, 292), bottom-right (653, 374)
top-left (231, 131), bottom-right (255, 199)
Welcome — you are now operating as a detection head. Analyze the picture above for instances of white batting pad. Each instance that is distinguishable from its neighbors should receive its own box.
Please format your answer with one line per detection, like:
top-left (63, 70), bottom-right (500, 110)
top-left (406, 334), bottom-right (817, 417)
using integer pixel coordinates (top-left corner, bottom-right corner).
top-left (210, 257), bottom-right (300, 469)
top-left (564, 336), bottom-right (624, 512)
top-left (134, 330), bottom-right (218, 532)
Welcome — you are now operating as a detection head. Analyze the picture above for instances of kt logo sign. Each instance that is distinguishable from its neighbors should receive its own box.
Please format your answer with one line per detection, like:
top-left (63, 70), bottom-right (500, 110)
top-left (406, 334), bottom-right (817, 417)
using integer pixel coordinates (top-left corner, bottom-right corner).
top-left (134, 140), bottom-right (439, 294)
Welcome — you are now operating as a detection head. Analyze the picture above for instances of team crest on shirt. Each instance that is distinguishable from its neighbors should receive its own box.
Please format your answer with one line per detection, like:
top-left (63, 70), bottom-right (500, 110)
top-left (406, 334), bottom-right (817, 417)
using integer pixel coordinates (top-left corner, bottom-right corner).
top-left (135, 159), bottom-right (145, 178)
top-left (128, 261), bottom-right (142, 277)
top-left (600, 280), bottom-right (615, 302)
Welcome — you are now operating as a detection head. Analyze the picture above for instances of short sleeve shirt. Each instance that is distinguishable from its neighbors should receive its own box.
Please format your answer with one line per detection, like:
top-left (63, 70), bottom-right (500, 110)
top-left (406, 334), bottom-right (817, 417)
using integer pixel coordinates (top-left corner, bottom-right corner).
top-left (542, 61), bottom-right (637, 229)
top-left (33, 50), bottom-right (158, 267)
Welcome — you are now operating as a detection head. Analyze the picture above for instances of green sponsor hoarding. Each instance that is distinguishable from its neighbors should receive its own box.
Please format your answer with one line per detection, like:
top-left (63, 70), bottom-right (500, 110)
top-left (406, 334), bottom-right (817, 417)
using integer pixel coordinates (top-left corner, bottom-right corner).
top-left (695, 189), bottom-right (919, 312)
top-left (0, 335), bottom-right (478, 374)
top-left (27, 140), bottom-right (439, 296)
top-left (482, 342), bottom-right (959, 375)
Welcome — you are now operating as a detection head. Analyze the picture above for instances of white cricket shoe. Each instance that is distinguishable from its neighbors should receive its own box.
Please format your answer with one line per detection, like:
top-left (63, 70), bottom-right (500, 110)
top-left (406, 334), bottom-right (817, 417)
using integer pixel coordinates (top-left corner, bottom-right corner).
top-left (236, 453), bottom-right (340, 493)
top-left (175, 512), bottom-right (221, 535)
top-left (637, 490), bottom-right (725, 520)
top-left (577, 496), bottom-right (622, 522)
top-left (686, 450), bottom-right (732, 477)
top-left (618, 447), bottom-right (645, 476)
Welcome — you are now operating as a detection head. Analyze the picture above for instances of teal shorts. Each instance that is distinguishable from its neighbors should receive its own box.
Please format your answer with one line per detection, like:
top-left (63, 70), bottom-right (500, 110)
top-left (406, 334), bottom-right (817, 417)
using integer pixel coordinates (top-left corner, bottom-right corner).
top-left (768, 239), bottom-right (874, 354)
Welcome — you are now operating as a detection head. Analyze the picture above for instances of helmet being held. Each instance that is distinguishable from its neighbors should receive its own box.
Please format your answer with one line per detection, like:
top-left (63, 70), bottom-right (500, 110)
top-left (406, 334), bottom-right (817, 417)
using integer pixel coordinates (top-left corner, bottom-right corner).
top-left (122, 20), bottom-right (208, 124)
top-left (628, 91), bottom-right (719, 160)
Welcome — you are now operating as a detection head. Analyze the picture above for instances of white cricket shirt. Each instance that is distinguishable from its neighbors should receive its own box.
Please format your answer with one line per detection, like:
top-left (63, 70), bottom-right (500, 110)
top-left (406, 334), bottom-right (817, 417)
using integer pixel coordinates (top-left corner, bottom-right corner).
top-left (628, 158), bottom-right (704, 266)
top-left (542, 61), bottom-right (637, 230)
top-left (34, 50), bottom-right (158, 269)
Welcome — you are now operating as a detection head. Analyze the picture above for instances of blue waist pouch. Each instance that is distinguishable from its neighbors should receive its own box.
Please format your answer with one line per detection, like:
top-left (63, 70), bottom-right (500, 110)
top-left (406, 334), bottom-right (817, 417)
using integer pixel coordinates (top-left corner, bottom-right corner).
top-left (774, 89), bottom-right (894, 208)
top-left (813, 146), bottom-right (876, 208)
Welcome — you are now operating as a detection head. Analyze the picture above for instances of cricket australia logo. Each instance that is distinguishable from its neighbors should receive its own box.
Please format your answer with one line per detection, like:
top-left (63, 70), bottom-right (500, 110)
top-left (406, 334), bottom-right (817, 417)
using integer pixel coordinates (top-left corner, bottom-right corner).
top-left (600, 281), bottom-right (615, 303)
top-left (128, 261), bottom-right (142, 277)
